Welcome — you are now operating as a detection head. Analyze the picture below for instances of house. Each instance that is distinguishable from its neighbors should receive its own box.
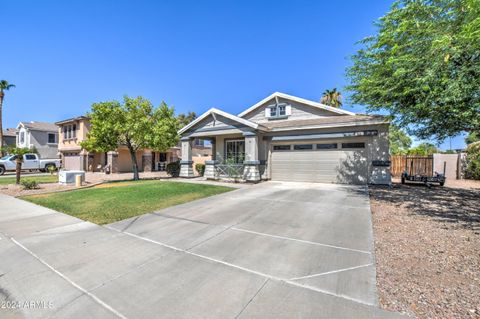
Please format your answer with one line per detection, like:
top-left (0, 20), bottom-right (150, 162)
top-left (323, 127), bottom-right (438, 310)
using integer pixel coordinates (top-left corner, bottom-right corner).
top-left (178, 92), bottom-right (391, 184)
top-left (55, 116), bottom-right (180, 172)
top-left (16, 121), bottom-right (59, 158)
top-left (2, 128), bottom-right (17, 147)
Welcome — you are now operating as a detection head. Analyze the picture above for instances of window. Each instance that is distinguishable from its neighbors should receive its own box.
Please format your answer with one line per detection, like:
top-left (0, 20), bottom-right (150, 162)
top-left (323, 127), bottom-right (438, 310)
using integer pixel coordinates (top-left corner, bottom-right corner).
top-left (294, 144), bottom-right (313, 150)
top-left (273, 145), bottom-right (291, 151)
top-left (48, 133), bottom-right (56, 143)
top-left (342, 142), bottom-right (365, 149)
top-left (25, 154), bottom-right (36, 160)
top-left (63, 124), bottom-right (77, 140)
top-left (267, 104), bottom-right (290, 118)
top-left (159, 153), bottom-right (167, 162)
top-left (269, 107), bottom-right (277, 117)
top-left (225, 139), bottom-right (245, 164)
top-left (317, 143), bottom-right (337, 149)
top-left (20, 132), bottom-right (25, 144)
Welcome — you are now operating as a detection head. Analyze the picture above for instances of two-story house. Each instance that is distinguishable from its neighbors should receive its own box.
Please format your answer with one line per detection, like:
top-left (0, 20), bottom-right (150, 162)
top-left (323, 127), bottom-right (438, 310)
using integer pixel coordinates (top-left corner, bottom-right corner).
top-left (178, 92), bottom-right (391, 184)
top-left (16, 121), bottom-right (59, 158)
top-left (55, 116), bottom-right (181, 172)
top-left (2, 128), bottom-right (17, 147)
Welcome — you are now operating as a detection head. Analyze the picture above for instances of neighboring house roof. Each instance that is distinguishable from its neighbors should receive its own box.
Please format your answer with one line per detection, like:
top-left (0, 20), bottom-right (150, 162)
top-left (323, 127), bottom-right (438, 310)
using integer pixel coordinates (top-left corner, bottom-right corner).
top-left (263, 115), bottom-right (388, 131)
top-left (2, 128), bottom-right (17, 137)
top-left (55, 116), bottom-right (90, 125)
top-left (18, 121), bottom-right (58, 132)
top-left (238, 92), bottom-right (355, 118)
top-left (178, 108), bottom-right (265, 134)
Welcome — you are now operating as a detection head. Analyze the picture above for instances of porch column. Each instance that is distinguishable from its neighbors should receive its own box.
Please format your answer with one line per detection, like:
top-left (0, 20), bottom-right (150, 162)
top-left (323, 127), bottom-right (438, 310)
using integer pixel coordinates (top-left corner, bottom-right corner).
top-left (107, 151), bottom-right (118, 173)
top-left (243, 132), bottom-right (261, 182)
top-left (179, 137), bottom-right (194, 178)
top-left (204, 160), bottom-right (218, 180)
top-left (142, 150), bottom-right (153, 172)
top-left (79, 150), bottom-right (88, 171)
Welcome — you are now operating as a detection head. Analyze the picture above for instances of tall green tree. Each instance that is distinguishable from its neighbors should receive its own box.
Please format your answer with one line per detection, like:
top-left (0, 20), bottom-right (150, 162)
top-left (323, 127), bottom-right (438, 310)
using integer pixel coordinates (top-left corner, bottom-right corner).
top-left (407, 142), bottom-right (438, 156)
top-left (81, 96), bottom-right (179, 180)
top-left (177, 111), bottom-right (197, 128)
top-left (0, 80), bottom-right (16, 156)
top-left (320, 88), bottom-right (343, 108)
top-left (1, 146), bottom-right (31, 184)
top-left (465, 132), bottom-right (479, 145)
top-left (346, 0), bottom-right (480, 141)
top-left (389, 125), bottom-right (412, 155)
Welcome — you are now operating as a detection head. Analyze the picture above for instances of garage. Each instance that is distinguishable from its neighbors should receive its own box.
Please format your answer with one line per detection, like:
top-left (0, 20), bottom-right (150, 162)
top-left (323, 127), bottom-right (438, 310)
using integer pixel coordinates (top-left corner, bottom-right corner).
top-left (271, 141), bottom-right (368, 184)
top-left (63, 153), bottom-right (82, 170)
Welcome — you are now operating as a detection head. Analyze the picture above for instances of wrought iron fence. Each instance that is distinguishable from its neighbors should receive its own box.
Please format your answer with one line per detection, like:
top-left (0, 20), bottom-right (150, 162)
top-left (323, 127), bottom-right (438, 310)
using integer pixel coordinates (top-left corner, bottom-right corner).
top-left (215, 164), bottom-right (244, 177)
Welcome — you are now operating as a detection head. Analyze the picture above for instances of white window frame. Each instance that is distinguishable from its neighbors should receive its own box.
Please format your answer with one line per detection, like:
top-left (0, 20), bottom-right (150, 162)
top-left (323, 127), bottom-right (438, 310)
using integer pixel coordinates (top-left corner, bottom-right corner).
top-left (48, 133), bottom-right (57, 144)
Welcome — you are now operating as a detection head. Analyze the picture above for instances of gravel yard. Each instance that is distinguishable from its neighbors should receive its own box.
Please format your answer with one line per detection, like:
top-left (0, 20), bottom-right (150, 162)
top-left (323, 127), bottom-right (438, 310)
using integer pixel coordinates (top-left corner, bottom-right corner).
top-left (370, 181), bottom-right (480, 319)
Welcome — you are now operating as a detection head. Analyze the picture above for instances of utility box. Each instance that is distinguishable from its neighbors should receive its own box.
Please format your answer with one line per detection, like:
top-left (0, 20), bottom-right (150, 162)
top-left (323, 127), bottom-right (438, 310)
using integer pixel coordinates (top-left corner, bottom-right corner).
top-left (59, 170), bottom-right (85, 185)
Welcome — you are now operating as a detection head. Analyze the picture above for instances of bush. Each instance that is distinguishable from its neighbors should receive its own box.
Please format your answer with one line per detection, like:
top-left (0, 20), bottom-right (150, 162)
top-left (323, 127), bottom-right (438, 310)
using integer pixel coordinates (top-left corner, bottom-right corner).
top-left (21, 179), bottom-right (40, 190)
top-left (465, 142), bottom-right (480, 180)
top-left (166, 161), bottom-right (180, 177)
top-left (47, 164), bottom-right (57, 174)
top-left (195, 163), bottom-right (205, 176)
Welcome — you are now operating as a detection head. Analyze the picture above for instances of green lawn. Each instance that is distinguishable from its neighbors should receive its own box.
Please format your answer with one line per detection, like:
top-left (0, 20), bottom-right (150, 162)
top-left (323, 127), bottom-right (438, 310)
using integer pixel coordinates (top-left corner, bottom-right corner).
top-left (21, 180), bottom-right (233, 224)
top-left (0, 174), bottom-right (58, 185)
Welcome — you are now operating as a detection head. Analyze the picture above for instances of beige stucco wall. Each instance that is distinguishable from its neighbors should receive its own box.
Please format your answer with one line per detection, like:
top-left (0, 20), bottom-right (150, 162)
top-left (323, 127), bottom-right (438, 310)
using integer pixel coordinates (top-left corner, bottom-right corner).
top-left (57, 119), bottom-right (89, 152)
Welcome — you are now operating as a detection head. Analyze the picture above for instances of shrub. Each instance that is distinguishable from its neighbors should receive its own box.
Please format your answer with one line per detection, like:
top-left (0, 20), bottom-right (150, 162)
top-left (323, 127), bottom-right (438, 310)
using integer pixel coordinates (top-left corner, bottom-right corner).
top-left (166, 161), bottom-right (180, 177)
top-left (21, 179), bottom-right (40, 190)
top-left (465, 142), bottom-right (480, 180)
top-left (195, 163), bottom-right (205, 176)
top-left (47, 164), bottom-right (57, 174)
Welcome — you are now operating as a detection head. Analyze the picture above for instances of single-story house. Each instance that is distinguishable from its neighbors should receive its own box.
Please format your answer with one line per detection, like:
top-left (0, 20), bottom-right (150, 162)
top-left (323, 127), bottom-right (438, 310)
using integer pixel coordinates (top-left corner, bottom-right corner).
top-left (55, 116), bottom-right (181, 172)
top-left (178, 92), bottom-right (391, 184)
top-left (16, 121), bottom-right (59, 158)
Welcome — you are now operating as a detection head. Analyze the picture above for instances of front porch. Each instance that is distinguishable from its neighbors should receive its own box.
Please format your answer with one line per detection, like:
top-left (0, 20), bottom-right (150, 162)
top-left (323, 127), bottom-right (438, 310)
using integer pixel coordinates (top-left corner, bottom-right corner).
top-left (179, 132), bottom-right (265, 182)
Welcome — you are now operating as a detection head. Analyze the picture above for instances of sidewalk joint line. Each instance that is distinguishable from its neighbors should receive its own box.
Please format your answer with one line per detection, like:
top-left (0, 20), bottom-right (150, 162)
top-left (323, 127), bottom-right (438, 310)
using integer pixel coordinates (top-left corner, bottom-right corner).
top-left (289, 263), bottom-right (373, 281)
top-left (10, 237), bottom-right (128, 319)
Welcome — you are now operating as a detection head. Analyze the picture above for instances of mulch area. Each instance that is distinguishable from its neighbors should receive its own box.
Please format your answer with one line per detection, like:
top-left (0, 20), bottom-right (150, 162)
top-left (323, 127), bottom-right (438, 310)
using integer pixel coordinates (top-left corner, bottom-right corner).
top-left (370, 181), bottom-right (480, 319)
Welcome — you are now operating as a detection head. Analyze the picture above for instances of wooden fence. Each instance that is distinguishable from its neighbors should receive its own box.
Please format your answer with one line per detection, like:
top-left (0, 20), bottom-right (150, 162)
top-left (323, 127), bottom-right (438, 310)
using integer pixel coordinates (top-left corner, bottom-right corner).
top-left (390, 155), bottom-right (434, 177)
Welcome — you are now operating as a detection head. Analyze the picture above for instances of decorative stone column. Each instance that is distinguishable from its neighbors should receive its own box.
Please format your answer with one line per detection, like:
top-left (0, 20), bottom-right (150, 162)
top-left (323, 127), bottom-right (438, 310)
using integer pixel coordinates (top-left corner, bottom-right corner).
top-left (179, 137), bottom-right (194, 178)
top-left (79, 150), bottom-right (88, 171)
top-left (242, 132), bottom-right (261, 182)
top-left (204, 160), bottom-right (218, 180)
top-left (107, 151), bottom-right (118, 173)
top-left (142, 150), bottom-right (153, 172)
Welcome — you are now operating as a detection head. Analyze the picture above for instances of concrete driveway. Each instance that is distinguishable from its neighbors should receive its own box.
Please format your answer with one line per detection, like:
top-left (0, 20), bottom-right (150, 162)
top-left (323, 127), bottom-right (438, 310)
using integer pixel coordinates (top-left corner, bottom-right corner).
top-left (0, 181), bottom-right (407, 319)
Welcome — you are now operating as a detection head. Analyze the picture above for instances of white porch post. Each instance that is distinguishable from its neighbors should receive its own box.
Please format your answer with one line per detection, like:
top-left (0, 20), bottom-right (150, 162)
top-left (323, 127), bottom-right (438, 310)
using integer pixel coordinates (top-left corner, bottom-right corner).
top-left (243, 132), bottom-right (261, 182)
top-left (180, 137), bottom-right (194, 178)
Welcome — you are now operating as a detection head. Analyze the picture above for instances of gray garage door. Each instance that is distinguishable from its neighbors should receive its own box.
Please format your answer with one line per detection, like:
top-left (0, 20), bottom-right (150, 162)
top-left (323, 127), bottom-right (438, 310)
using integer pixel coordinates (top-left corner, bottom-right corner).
top-left (271, 142), bottom-right (368, 184)
top-left (63, 153), bottom-right (82, 170)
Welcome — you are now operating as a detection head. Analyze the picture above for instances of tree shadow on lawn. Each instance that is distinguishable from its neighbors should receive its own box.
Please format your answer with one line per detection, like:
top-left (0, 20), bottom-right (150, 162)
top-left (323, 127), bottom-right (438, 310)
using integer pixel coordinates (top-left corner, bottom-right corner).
top-left (369, 183), bottom-right (480, 231)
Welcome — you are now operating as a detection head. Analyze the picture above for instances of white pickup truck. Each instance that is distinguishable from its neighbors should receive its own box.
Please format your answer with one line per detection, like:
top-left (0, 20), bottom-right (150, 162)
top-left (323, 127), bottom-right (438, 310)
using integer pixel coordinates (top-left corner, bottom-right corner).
top-left (0, 153), bottom-right (61, 175)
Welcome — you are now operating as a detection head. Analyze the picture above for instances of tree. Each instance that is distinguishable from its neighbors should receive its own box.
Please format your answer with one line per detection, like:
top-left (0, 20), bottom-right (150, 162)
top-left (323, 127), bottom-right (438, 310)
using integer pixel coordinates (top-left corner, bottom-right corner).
top-left (346, 0), bottom-right (480, 141)
top-left (407, 142), bottom-right (438, 156)
top-left (177, 111), bottom-right (197, 128)
top-left (465, 132), bottom-right (479, 145)
top-left (320, 88), bottom-right (343, 107)
top-left (389, 125), bottom-right (412, 155)
top-left (81, 96), bottom-right (179, 180)
top-left (0, 80), bottom-right (16, 156)
top-left (1, 146), bottom-right (31, 184)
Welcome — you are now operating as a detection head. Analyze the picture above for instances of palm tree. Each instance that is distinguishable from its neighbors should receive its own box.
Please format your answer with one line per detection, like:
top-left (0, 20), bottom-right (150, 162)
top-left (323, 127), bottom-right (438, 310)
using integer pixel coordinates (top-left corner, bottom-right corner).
top-left (0, 80), bottom-right (16, 156)
top-left (320, 88), bottom-right (342, 108)
top-left (0, 146), bottom-right (30, 184)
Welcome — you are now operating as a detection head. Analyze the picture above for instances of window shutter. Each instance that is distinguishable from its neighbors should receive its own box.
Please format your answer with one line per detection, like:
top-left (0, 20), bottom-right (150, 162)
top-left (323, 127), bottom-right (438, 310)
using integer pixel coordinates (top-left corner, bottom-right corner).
top-left (265, 108), bottom-right (270, 118)
top-left (286, 105), bottom-right (292, 115)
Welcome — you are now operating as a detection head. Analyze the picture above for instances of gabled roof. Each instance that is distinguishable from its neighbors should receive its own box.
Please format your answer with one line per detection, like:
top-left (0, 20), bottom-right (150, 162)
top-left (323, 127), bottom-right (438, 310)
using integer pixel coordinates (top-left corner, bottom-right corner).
top-left (238, 92), bottom-right (355, 118)
top-left (178, 108), bottom-right (262, 135)
top-left (55, 115), bottom-right (90, 125)
top-left (17, 121), bottom-right (58, 132)
top-left (262, 115), bottom-right (388, 131)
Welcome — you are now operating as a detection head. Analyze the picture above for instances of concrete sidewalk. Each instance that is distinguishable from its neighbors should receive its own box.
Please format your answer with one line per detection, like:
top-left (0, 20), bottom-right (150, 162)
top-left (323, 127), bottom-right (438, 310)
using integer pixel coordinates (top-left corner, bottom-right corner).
top-left (0, 183), bottom-right (409, 319)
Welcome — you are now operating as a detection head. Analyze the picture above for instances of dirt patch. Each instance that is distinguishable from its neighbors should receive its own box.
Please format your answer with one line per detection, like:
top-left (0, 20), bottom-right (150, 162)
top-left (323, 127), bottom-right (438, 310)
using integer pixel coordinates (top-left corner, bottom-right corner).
top-left (370, 182), bottom-right (480, 318)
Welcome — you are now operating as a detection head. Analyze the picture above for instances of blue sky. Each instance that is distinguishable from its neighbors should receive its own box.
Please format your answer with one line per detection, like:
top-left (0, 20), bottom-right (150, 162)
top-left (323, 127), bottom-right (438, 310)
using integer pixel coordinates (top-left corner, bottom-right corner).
top-left (1, 0), bottom-right (466, 149)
